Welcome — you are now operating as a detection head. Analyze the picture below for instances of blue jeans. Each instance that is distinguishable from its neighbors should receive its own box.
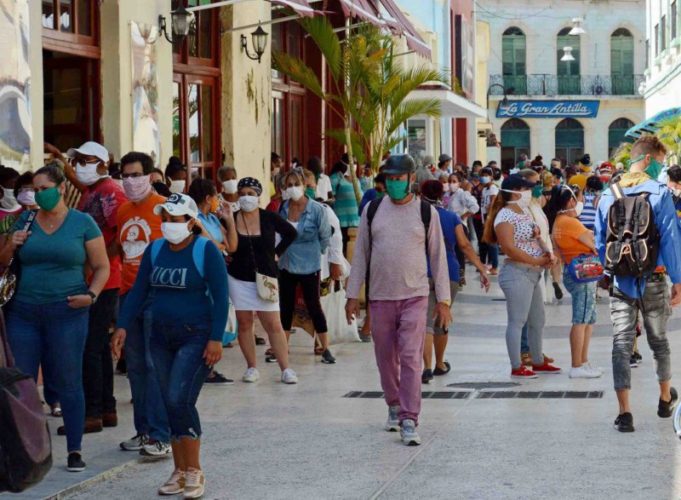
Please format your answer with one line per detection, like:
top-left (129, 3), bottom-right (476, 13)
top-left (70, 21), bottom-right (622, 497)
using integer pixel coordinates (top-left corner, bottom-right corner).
top-left (120, 293), bottom-right (169, 443)
top-left (6, 299), bottom-right (89, 452)
top-left (150, 321), bottom-right (211, 441)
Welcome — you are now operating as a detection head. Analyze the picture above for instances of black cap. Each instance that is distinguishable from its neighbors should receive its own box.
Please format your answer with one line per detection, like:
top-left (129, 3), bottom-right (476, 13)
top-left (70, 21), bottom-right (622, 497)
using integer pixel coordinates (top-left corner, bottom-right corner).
top-left (501, 174), bottom-right (536, 191)
top-left (438, 153), bottom-right (452, 163)
top-left (383, 154), bottom-right (416, 175)
top-left (579, 154), bottom-right (591, 166)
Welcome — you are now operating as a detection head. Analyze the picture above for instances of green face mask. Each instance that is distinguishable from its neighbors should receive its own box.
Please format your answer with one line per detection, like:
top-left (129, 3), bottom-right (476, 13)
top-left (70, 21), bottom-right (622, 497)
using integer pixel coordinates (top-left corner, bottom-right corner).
top-left (645, 159), bottom-right (664, 181)
top-left (305, 187), bottom-right (316, 199)
top-left (385, 179), bottom-right (409, 201)
top-left (35, 186), bottom-right (62, 211)
top-left (376, 190), bottom-right (385, 198)
top-left (531, 185), bottom-right (544, 199)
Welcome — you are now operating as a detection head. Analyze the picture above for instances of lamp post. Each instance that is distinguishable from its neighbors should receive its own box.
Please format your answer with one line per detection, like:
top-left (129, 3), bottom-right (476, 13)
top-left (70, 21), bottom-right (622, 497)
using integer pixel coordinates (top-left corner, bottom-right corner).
top-left (241, 25), bottom-right (269, 63)
top-left (159, 4), bottom-right (193, 44)
top-left (486, 83), bottom-right (513, 112)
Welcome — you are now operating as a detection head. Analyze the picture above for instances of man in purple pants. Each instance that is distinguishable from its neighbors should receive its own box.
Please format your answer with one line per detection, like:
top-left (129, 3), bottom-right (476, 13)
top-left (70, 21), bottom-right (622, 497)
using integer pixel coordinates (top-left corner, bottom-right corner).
top-left (346, 154), bottom-right (451, 446)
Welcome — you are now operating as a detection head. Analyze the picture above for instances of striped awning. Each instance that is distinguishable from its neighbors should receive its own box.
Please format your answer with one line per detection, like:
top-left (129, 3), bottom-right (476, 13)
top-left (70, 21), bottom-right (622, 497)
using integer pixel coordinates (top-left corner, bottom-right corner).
top-left (271, 0), bottom-right (316, 17)
top-left (625, 107), bottom-right (681, 138)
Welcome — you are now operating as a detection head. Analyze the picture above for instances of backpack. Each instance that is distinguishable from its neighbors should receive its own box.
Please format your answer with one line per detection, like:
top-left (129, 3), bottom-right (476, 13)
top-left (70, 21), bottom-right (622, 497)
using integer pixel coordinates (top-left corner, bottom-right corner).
top-left (365, 197), bottom-right (431, 300)
top-left (0, 311), bottom-right (52, 493)
top-left (604, 183), bottom-right (660, 278)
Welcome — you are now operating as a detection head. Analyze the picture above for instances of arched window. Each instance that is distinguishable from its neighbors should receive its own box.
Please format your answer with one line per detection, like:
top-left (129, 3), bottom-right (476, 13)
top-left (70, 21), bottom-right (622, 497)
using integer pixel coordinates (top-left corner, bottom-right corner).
top-left (608, 118), bottom-right (635, 158)
top-left (611, 28), bottom-right (634, 95)
top-left (555, 118), bottom-right (584, 166)
top-left (502, 27), bottom-right (526, 94)
top-left (557, 27), bottom-right (581, 95)
top-left (501, 118), bottom-right (530, 171)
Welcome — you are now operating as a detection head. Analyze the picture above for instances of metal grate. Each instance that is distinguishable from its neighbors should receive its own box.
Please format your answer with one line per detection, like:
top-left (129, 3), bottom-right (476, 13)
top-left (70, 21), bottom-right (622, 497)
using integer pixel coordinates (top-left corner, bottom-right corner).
top-left (476, 391), bottom-right (603, 399)
top-left (448, 382), bottom-right (520, 390)
top-left (343, 391), bottom-right (472, 399)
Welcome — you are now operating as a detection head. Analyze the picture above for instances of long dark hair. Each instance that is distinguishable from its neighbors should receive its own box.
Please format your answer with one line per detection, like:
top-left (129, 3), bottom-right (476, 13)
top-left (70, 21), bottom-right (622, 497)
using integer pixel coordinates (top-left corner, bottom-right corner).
top-left (545, 185), bottom-right (575, 231)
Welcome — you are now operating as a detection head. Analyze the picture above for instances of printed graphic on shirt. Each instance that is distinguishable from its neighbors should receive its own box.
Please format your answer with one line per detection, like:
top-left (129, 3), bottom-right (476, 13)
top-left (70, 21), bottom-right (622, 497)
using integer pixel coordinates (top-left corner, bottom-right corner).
top-left (151, 266), bottom-right (189, 289)
top-left (120, 216), bottom-right (152, 262)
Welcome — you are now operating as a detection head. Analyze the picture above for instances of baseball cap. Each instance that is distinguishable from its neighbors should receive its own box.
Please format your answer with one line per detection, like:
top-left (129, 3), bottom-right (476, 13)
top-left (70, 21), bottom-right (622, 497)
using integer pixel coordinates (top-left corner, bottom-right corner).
top-left (501, 174), bottom-right (536, 191)
top-left (383, 154), bottom-right (416, 175)
top-left (153, 193), bottom-right (199, 218)
top-left (66, 141), bottom-right (109, 163)
top-left (438, 153), bottom-right (452, 163)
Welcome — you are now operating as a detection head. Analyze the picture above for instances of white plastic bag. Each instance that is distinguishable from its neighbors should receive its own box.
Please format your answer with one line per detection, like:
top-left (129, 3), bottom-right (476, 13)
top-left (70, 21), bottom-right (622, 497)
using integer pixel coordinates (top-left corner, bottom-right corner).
top-left (322, 282), bottom-right (360, 345)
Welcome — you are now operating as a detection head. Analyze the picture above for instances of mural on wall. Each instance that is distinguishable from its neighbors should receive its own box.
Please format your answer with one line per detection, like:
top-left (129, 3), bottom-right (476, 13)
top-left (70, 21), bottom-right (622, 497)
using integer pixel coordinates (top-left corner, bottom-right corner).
top-left (131, 21), bottom-right (160, 166)
top-left (0, 0), bottom-right (31, 169)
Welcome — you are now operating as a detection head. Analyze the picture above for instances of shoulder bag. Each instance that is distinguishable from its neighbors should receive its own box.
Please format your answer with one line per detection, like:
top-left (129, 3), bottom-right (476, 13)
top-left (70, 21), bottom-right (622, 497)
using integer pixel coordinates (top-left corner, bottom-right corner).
top-left (241, 213), bottom-right (279, 302)
top-left (0, 211), bottom-right (37, 307)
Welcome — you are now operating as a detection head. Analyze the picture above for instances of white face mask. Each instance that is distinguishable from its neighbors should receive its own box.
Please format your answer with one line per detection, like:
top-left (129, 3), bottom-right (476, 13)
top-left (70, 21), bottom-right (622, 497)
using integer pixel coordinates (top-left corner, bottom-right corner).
top-left (16, 189), bottom-right (35, 207)
top-left (76, 162), bottom-right (105, 186)
top-left (239, 195), bottom-right (259, 212)
top-left (442, 183), bottom-right (450, 192)
top-left (504, 189), bottom-right (531, 209)
top-left (169, 180), bottom-right (186, 194)
top-left (285, 186), bottom-right (304, 201)
top-left (450, 183), bottom-right (460, 193)
top-left (161, 221), bottom-right (191, 244)
top-left (574, 201), bottom-right (584, 216)
top-left (222, 179), bottom-right (238, 194)
top-left (0, 188), bottom-right (19, 210)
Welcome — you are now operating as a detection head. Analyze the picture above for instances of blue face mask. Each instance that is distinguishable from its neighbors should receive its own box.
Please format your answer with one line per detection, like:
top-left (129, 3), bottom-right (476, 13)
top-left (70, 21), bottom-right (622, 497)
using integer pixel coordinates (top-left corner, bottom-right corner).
top-left (480, 176), bottom-right (491, 185)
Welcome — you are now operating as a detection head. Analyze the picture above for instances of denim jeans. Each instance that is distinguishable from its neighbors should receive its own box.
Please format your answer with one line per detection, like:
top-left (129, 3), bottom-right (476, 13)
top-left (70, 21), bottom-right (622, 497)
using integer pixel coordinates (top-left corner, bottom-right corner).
top-left (120, 293), bottom-right (169, 443)
top-left (150, 321), bottom-right (211, 440)
top-left (6, 299), bottom-right (89, 452)
top-left (610, 278), bottom-right (672, 391)
top-left (83, 289), bottom-right (118, 418)
top-left (498, 262), bottom-right (545, 368)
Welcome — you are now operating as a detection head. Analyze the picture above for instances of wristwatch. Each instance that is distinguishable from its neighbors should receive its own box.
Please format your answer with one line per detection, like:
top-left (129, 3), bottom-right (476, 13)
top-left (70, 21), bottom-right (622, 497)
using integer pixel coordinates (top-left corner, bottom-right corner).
top-left (87, 291), bottom-right (98, 304)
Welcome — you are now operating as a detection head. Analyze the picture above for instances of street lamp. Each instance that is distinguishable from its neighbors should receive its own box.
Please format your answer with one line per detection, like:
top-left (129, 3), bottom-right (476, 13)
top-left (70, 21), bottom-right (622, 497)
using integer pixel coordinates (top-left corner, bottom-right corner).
top-left (561, 46), bottom-right (576, 62)
top-left (486, 83), bottom-right (514, 111)
top-left (159, 4), bottom-right (193, 44)
top-left (241, 25), bottom-right (269, 63)
top-left (568, 17), bottom-right (586, 36)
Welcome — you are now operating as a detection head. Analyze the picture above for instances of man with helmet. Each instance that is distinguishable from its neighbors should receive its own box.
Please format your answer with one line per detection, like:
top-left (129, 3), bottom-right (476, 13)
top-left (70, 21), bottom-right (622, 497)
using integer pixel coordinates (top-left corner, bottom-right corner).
top-left (346, 154), bottom-right (451, 446)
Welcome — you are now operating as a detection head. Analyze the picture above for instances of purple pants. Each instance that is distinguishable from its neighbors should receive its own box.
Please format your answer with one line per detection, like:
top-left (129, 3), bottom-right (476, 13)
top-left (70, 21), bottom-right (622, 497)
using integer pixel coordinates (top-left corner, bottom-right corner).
top-left (369, 296), bottom-right (428, 425)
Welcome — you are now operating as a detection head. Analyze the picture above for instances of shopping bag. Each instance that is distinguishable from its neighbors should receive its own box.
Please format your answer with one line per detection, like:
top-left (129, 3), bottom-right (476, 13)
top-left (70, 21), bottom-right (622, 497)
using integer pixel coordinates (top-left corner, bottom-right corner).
top-left (222, 301), bottom-right (238, 346)
top-left (323, 282), bottom-right (360, 345)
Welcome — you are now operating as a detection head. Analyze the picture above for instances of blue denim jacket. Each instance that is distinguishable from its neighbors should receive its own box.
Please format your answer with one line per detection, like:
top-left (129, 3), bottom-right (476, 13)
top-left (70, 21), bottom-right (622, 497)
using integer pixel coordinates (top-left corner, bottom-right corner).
top-left (278, 199), bottom-right (332, 274)
top-left (595, 178), bottom-right (681, 299)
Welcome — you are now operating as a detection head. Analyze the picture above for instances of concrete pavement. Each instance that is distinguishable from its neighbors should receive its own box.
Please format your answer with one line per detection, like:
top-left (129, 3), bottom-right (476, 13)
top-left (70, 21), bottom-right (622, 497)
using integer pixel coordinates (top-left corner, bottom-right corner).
top-left (7, 269), bottom-right (681, 499)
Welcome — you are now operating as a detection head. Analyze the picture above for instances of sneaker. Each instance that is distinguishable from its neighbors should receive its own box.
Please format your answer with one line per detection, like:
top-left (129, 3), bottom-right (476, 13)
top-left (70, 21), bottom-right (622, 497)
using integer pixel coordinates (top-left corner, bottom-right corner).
top-left (281, 368), bottom-right (298, 384)
top-left (255, 336), bottom-right (266, 346)
top-left (321, 349), bottom-right (336, 364)
top-left (205, 371), bottom-right (234, 384)
top-left (552, 281), bottom-right (563, 300)
top-left (183, 468), bottom-right (205, 499)
top-left (385, 406), bottom-right (400, 432)
top-left (584, 362), bottom-right (604, 377)
top-left (569, 365), bottom-right (601, 379)
top-left (66, 452), bottom-right (86, 472)
top-left (120, 433), bottom-right (148, 451)
top-left (140, 440), bottom-right (172, 458)
top-left (658, 387), bottom-right (678, 418)
top-left (511, 366), bottom-right (538, 379)
top-left (629, 355), bottom-right (639, 368)
top-left (634, 351), bottom-right (643, 363)
top-left (359, 333), bottom-right (372, 343)
top-left (400, 419), bottom-right (421, 446)
top-left (614, 412), bottom-right (635, 432)
top-left (532, 362), bottom-right (562, 374)
top-left (158, 469), bottom-right (185, 496)
top-left (421, 369), bottom-right (434, 384)
top-left (242, 367), bottom-right (260, 383)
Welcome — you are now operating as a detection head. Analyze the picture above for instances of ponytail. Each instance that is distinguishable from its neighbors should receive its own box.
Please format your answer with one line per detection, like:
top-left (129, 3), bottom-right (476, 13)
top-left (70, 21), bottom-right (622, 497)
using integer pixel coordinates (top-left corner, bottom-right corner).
top-left (482, 191), bottom-right (512, 244)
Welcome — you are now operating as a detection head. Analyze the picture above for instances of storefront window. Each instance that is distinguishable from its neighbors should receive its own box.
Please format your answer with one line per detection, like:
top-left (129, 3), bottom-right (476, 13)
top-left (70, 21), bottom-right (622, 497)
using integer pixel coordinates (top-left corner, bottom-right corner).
top-left (42, 0), bottom-right (95, 38)
top-left (407, 119), bottom-right (427, 162)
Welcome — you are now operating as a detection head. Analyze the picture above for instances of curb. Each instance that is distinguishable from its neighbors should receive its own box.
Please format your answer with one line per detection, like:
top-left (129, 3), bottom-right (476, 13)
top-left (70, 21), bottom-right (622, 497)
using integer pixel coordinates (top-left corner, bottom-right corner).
top-left (45, 459), bottom-right (139, 500)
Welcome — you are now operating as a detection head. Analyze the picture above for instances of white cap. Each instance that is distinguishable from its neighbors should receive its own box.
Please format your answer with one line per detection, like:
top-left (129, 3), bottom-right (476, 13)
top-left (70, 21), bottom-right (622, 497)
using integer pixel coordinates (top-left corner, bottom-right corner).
top-left (153, 193), bottom-right (199, 218)
top-left (66, 141), bottom-right (109, 163)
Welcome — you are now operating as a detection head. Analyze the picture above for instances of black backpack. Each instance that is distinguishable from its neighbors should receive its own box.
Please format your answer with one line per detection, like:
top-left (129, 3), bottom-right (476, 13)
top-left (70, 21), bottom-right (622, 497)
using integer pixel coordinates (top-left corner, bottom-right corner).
top-left (0, 310), bottom-right (52, 493)
top-left (365, 197), bottom-right (431, 299)
top-left (604, 183), bottom-right (660, 278)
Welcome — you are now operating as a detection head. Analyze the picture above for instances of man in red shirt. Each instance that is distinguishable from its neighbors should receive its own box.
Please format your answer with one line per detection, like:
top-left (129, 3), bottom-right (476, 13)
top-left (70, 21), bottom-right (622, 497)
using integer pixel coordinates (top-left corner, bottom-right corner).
top-left (65, 141), bottom-right (128, 433)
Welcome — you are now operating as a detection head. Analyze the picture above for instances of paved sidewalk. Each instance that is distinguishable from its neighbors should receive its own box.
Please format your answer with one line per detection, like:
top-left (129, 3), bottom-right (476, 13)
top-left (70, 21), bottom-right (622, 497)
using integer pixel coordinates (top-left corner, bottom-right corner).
top-left (7, 271), bottom-right (681, 499)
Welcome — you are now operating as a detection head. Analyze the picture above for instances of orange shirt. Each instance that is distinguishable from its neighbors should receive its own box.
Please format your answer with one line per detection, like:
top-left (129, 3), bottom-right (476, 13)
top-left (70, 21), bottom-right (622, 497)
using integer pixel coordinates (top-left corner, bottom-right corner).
top-left (117, 193), bottom-right (166, 295)
top-left (552, 214), bottom-right (593, 265)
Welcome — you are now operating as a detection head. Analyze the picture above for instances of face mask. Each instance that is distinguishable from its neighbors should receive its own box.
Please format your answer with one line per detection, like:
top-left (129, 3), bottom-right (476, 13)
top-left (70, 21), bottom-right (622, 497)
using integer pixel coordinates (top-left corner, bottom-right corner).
top-left (0, 188), bottom-right (19, 210)
top-left (450, 183), bottom-right (460, 193)
top-left (645, 159), bottom-right (664, 181)
top-left (161, 221), bottom-right (191, 244)
top-left (442, 183), bottom-right (450, 192)
top-left (504, 189), bottom-right (531, 209)
top-left (531, 185), bottom-right (544, 199)
top-left (376, 190), bottom-right (385, 198)
top-left (35, 186), bottom-right (62, 211)
top-left (76, 162), bottom-right (105, 186)
top-left (305, 187), bottom-right (316, 199)
top-left (239, 195), bottom-right (259, 212)
top-left (169, 180), bottom-right (186, 194)
top-left (122, 175), bottom-right (151, 202)
top-left (17, 190), bottom-right (35, 207)
top-left (480, 176), bottom-right (491, 185)
top-left (210, 197), bottom-right (220, 213)
top-left (222, 179), bottom-right (238, 194)
top-left (285, 186), bottom-right (304, 201)
top-left (575, 201), bottom-right (584, 216)
top-left (385, 179), bottom-right (409, 201)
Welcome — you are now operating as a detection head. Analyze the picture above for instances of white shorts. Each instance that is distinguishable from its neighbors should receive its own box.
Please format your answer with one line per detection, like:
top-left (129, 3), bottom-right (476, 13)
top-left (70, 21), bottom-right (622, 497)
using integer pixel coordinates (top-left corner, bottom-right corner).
top-left (228, 275), bottom-right (280, 312)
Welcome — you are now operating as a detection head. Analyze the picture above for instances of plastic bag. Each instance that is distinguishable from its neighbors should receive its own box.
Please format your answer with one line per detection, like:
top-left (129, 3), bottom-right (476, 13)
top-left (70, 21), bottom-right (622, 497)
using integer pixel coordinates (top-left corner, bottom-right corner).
top-left (322, 282), bottom-right (360, 345)
top-left (222, 301), bottom-right (238, 346)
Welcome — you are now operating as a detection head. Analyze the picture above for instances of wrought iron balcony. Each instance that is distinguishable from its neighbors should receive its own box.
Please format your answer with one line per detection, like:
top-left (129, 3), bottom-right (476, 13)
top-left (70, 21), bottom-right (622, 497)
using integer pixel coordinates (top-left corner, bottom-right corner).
top-left (489, 74), bottom-right (645, 97)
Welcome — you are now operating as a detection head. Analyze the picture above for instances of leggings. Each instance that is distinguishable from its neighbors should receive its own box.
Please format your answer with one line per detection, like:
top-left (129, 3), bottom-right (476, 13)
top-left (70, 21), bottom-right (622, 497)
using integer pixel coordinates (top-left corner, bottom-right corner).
top-left (279, 269), bottom-right (328, 333)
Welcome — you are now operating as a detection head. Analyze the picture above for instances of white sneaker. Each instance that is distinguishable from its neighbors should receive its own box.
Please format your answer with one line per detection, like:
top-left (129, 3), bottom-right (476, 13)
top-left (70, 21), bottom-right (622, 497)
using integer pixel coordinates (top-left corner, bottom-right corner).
top-left (140, 440), bottom-right (172, 459)
top-left (158, 469), bottom-right (184, 496)
top-left (569, 365), bottom-right (601, 379)
top-left (281, 368), bottom-right (298, 384)
top-left (584, 362), bottom-right (604, 377)
top-left (384, 405), bottom-right (400, 432)
top-left (400, 419), bottom-right (421, 446)
top-left (242, 367), bottom-right (260, 383)
top-left (183, 468), bottom-right (205, 499)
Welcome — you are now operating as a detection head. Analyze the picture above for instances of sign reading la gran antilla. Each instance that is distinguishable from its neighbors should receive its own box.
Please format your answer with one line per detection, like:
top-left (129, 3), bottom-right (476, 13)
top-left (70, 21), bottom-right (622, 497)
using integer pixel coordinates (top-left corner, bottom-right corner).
top-left (496, 100), bottom-right (600, 119)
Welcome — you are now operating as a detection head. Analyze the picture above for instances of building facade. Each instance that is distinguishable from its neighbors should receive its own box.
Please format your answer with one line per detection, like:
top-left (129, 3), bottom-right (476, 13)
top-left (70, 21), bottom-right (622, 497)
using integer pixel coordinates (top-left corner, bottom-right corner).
top-left (643, 0), bottom-right (681, 118)
top-left (478, 0), bottom-right (646, 169)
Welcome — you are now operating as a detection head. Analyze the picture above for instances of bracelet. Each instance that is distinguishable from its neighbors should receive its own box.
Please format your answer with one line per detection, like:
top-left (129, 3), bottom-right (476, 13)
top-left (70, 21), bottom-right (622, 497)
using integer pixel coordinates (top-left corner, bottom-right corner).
top-left (87, 290), bottom-right (98, 304)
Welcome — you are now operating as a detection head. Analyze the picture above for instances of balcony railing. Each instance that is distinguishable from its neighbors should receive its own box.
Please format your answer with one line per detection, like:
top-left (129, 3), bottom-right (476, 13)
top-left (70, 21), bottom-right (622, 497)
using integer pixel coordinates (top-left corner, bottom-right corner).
top-left (489, 74), bottom-right (645, 97)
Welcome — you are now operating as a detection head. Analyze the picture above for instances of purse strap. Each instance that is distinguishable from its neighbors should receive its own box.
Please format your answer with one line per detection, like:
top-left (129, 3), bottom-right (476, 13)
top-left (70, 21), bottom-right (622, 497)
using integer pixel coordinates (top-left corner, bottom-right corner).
top-left (240, 212), bottom-right (261, 274)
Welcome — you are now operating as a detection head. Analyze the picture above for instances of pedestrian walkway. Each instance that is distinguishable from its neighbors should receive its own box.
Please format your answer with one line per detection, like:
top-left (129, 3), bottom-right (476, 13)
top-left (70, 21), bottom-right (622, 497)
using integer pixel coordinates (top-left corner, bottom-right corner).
top-left (9, 269), bottom-right (681, 499)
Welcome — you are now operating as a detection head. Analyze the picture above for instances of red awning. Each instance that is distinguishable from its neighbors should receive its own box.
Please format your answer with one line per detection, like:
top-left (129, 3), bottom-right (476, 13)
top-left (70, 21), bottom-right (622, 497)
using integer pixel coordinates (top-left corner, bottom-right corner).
top-left (338, 0), bottom-right (430, 59)
top-left (271, 0), bottom-right (316, 17)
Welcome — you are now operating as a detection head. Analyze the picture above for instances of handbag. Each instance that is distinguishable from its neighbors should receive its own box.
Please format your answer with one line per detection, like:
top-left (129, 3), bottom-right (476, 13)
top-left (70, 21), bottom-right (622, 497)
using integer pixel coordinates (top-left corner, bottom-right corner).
top-left (0, 211), bottom-right (37, 307)
top-left (241, 213), bottom-right (279, 302)
top-left (567, 253), bottom-right (604, 283)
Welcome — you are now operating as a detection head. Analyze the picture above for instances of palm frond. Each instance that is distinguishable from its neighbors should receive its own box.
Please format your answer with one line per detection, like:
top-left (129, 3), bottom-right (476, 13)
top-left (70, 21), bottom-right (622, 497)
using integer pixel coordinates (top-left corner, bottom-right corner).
top-left (387, 99), bottom-right (441, 136)
top-left (272, 51), bottom-right (325, 99)
top-left (299, 16), bottom-right (342, 81)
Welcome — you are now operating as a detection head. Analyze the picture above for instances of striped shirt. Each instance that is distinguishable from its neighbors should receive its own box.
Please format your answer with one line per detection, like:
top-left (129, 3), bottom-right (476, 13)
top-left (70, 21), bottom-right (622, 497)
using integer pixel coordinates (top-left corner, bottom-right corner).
top-left (579, 192), bottom-right (598, 230)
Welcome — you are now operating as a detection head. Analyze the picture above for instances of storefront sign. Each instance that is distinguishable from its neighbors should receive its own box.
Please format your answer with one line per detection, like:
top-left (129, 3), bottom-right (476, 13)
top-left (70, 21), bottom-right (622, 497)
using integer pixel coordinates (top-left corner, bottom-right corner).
top-left (496, 100), bottom-right (600, 119)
